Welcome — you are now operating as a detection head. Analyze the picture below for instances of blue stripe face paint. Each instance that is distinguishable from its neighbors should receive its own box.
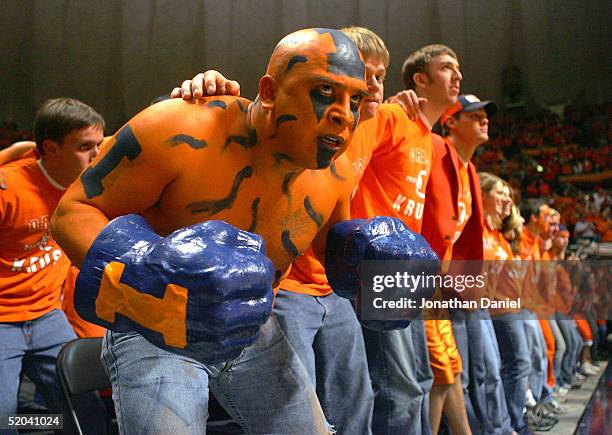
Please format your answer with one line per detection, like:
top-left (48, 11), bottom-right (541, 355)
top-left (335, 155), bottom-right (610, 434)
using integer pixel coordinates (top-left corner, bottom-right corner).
top-left (286, 55), bottom-right (307, 72)
top-left (316, 140), bottom-right (337, 169)
top-left (310, 88), bottom-right (335, 123)
top-left (352, 104), bottom-right (360, 130)
top-left (314, 28), bottom-right (365, 79)
top-left (81, 124), bottom-right (142, 199)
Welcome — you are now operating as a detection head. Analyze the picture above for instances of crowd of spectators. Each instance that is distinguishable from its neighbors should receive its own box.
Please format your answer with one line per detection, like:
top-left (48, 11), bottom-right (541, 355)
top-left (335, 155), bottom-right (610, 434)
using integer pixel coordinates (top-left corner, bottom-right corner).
top-left (471, 101), bottom-right (611, 245)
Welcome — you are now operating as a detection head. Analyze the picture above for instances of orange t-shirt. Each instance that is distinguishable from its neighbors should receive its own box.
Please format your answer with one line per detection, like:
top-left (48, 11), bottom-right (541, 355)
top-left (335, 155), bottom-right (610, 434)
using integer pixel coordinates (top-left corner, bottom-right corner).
top-left (483, 224), bottom-right (522, 313)
top-left (520, 227), bottom-right (541, 311)
top-left (281, 104), bottom-right (433, 296)
top-left (0, 158), bottom-right (70, 322)
top-left (443, 162), bottom-right (472, 261)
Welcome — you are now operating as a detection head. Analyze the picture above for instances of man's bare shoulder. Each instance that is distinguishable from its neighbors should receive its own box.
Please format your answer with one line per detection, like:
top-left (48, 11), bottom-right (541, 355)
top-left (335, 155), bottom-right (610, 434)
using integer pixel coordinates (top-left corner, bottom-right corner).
top-left (120, 96), bottom-right (253, 157)
top-left (134, 96), bottom-right (251, 128)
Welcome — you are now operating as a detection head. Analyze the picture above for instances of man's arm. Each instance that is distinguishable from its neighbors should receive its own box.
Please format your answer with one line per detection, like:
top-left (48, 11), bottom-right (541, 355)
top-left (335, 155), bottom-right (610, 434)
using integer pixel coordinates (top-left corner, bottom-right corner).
top-left (0, 141), bottom-right (36, 165)
top-left (51, 101), bottom-right (184, 266)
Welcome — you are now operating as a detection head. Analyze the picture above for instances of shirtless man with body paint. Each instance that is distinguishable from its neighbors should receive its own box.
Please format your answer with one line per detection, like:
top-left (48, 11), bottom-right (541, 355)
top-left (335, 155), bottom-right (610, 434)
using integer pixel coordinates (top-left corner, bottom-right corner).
top-left (51, 28), bottom-right (434, 434)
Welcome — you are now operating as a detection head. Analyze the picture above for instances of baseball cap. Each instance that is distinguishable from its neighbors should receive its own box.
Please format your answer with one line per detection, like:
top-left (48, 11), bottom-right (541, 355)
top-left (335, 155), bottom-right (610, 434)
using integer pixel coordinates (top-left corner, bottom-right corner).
top-left (441, 94), bottom-right (497, 125)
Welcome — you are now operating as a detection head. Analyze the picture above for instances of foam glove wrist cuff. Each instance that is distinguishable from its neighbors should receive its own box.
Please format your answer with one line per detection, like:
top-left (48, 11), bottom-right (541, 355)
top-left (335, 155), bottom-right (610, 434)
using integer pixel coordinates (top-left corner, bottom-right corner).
top-left (76, 214), bottom-right (159, 325)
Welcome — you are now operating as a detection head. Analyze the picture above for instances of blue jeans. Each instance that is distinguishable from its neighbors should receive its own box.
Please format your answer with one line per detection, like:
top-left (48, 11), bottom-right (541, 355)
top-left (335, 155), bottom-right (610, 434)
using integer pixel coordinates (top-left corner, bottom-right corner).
top-left (481, 310), bottom-right (513, 434)
top-left (273, 290), bottom-right (373, 434)
top-left (0, 309), bottom-right (106, 435)
top-left (362, 316), bottom-right (433, 435)
top-left (451, 309), bottom-right (484, 434)
top-left (523, 310), bottom-right (549, 402)
top-left (491, 311), bottom-right (531, 434)
top-left (102, 315), bottom-right (328, 434)
top-left (452, 309), bottom-right (513, 435)
top-left (548, 319), bottom-right (565, 384)
top-left (555, 313), bottom-right (578, 386)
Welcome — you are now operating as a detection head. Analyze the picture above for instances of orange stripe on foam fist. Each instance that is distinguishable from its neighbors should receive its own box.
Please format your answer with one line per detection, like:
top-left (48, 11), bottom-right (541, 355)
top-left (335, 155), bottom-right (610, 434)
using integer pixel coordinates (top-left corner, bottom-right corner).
top-left (96, 261), bottom-right (188, 348)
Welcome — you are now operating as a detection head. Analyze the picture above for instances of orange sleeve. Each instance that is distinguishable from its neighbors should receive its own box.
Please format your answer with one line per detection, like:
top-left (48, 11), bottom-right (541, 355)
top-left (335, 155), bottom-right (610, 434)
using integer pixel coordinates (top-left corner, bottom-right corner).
top-left (61, 266), bottom-right (106, 338)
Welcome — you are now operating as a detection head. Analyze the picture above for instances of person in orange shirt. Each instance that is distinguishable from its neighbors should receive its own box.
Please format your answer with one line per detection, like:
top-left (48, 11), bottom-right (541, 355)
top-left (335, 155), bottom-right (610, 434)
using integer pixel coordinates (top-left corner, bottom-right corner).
top-left (355, 44), bottom-right (463, 435)
top-left (0, 98), bottom-right (106, 432)
top-left (518, 200), bottom-right (562, 426)
top-left (492, 200), bottom-right (539, 433)
top-left (0, 140), bottom-right (107, 339)
top-left (423, 95), bottom-right (513, 435)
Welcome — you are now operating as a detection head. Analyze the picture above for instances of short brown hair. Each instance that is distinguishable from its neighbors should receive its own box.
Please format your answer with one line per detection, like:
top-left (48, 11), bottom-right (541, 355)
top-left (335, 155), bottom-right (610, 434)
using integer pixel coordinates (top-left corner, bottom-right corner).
top-left (401, 44), bottom-right (457, 90)
top-left (34, 98), bottom-right (105, 154)
top-left (341, 26), bottom-right (390, 67)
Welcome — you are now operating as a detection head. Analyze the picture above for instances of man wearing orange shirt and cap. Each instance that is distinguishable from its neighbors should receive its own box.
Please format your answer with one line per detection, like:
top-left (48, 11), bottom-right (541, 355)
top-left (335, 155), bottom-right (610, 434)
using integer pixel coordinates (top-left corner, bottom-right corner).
top-left (422, 95), bottom-right (516, 435)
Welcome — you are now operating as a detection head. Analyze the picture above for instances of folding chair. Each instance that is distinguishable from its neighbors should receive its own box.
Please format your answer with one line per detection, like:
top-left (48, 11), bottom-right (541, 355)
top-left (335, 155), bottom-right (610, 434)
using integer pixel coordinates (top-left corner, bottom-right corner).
top-left (56, 337), bottom-right (111, 435)
top-left (57, 337), bottom-right (241, 434)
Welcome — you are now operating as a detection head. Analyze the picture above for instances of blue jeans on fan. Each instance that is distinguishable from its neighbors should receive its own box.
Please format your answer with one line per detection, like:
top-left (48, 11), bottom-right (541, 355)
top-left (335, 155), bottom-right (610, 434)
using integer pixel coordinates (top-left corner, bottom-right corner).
top-left (273, 289), bottom-right (374, 434)
top-left (548, 319), bottom-right (566, 384)
top-left (523, 310), bottom-right (551, 403)
top-left (451, 308), bottom-right (484, 434)
top-left (452, 309), bottom-right (513, 435)
top-left (555, 312), bottom-right (583, 386)
top-left (0, 309), bottom-right (106, 435)
top-left (481, 310), bottom-right (514, 434)
top-left (491, 310), bottom-right (531, 434)
top-left (101, 315), bottom-right (328, 434)
top-left (362, 316), bottom-right (433, 435)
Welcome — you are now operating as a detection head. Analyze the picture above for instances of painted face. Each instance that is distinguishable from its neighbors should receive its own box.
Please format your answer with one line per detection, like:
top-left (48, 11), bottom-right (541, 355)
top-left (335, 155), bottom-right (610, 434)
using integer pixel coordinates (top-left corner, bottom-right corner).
top-left (268, 29), bottom-right (368, 169)
top-left (362, 56), bottom-right (387, 120)
top-left (52, 125), bottom-right (104, 184)
top-left (484, 181), bottom-right (510, 220)
top-left (452, 109), bottom-right (489, 146)
top-left (423, 54), bottom-right (462, 107)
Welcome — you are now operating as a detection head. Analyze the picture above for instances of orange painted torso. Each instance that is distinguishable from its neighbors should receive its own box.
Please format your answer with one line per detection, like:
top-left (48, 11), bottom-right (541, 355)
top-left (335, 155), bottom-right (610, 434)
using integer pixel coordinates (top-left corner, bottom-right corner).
top-left (73, 97), bottom-right (355, 273)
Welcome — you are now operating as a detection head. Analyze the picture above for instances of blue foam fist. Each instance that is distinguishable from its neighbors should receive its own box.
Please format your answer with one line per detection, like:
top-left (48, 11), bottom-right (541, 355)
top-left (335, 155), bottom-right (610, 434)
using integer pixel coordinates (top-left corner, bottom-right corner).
top-left (76, 214), bottom-right (274, 363)
top-left (325, 216), bottom-right (439, 330)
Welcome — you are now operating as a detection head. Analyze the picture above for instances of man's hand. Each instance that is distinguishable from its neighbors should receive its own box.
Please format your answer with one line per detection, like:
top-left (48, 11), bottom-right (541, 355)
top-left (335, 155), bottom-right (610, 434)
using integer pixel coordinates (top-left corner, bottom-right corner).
top-left (170, 70), bottom-right (241, 100)
top-left (76, 215), bottom-right (274, 363)
top-left (386, 90), bottom-right (426, 121)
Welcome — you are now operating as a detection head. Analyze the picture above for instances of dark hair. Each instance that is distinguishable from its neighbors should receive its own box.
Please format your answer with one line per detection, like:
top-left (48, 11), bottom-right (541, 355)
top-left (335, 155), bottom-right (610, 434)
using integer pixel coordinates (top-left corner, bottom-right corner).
top-left (34, 98), bottom-right (105, 154)
top-left (519, 199), bottom-right (541, 223)
top-left (401, 44), bottom-right (457, 90)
